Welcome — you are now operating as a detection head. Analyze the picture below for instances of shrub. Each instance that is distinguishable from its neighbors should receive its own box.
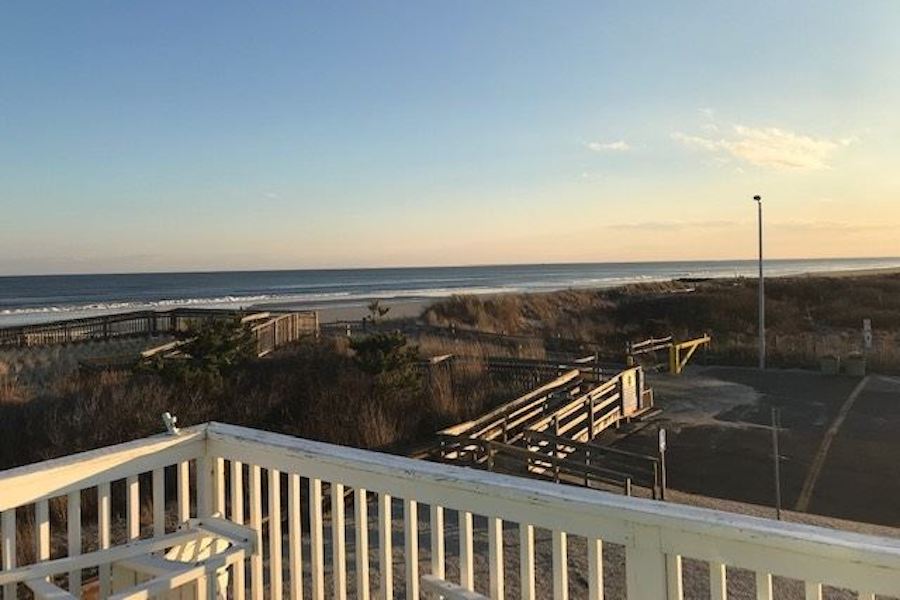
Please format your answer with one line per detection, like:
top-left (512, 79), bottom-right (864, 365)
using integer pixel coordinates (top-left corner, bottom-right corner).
top-left (349, 331), bottom-right (422, 402)
top-left (140, 317), bottom-right (256, 391)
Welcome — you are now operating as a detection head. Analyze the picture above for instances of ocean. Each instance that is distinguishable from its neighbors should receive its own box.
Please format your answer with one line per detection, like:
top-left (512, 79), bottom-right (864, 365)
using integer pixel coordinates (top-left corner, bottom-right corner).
top-left (2, 257), bottom-right (899, 327)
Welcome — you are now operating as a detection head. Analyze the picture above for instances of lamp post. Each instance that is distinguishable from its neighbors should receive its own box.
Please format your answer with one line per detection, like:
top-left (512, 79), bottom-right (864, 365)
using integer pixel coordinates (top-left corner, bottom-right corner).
top-left (753, 195), bottom-right (765, 370)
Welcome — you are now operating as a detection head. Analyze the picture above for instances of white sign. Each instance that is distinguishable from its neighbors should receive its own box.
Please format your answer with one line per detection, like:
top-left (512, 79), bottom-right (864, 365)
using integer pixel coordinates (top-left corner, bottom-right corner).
top-left (658, 428), bottom-right (667, 453)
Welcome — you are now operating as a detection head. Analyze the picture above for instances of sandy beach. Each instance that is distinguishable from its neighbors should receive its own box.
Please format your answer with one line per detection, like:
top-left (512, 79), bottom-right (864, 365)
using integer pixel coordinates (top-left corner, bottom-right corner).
top-left (252, 264), bottom-right (900, 324)
top-left (254, 298), bottom-right (429, 323)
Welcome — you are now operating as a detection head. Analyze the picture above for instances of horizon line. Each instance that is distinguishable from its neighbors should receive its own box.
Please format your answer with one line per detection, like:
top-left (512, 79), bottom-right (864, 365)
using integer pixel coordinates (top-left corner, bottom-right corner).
top-left (2, 255), bottom-right (899, 279)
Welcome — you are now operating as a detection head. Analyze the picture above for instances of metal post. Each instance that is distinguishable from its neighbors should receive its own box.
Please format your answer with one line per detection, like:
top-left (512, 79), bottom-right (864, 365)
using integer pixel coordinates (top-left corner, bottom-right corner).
top-left (755, 195), bottom-right (766, 370)
top-left (652, 462), bottom-right (660, 500)
top-left (772, 407), bottom-right (781, 521)
top-left (772, 407), bottom-right (782, 520)
top-left (584, 447), bottom-right (591, 487)
top-left (658, 428), bottom-right (667, 501)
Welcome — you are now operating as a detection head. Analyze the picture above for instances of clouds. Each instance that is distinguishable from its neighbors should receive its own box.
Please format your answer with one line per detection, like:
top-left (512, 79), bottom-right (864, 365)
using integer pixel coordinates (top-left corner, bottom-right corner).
top-left (673, 124), bottom-right (852, 170)
top-left (601, 218), bottom-right (890, 236)
top-left (609, 219), bottom-right (739, 231)
top-left (587, 140), bottom-right (630, 152)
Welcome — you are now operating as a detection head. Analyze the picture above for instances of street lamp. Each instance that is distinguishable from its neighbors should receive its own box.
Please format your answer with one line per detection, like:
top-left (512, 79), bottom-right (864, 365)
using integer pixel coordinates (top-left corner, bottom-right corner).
top-left (753, 195), bottom-right (765, 370)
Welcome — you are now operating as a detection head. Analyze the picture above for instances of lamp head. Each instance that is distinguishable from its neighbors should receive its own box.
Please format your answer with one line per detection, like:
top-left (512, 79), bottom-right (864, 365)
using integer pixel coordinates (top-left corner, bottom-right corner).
top-left (753, 195), bottom-right (762, 202)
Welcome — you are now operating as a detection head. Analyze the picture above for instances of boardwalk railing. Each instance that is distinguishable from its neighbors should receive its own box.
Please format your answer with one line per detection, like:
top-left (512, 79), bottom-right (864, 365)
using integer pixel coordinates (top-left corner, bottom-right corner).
top-left (523, 430), bottom-right (662, 498)
top-left (2, 422), bottom-right (900, 598)
top-left (84, 313), bottom-right (319, 370)
top-left (0, 309), bottom-right (319, 349)
top-left (250, 312), bottom-right (319, 357)
top-left (435, 365), bottom-right (658, 498)
top-left (433, 434), bottom-right (639, 496)
top-left (439, 366), bottom-right (651, 449)
top-left (438, 369), bottom-right (583, 445)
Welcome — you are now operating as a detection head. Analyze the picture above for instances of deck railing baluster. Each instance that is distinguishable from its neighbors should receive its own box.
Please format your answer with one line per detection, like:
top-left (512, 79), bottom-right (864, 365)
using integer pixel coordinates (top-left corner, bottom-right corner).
top-left (67, 491), bottom-right (81, 593)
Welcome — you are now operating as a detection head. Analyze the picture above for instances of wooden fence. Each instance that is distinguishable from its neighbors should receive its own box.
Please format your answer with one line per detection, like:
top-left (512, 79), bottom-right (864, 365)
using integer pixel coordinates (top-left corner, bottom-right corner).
top-left (0, 308), bottom-right (318, 351)
top-left (434, 435), bottom-right (639, 495)
top-left (523, 430), bottom-right (662, 497)
top-left (250, 312), bottom-right (319, 357)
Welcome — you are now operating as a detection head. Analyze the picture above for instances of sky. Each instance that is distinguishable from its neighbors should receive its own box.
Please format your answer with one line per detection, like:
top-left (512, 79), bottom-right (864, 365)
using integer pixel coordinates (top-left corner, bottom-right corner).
top-left (1, 1), bottom-right (899, 275)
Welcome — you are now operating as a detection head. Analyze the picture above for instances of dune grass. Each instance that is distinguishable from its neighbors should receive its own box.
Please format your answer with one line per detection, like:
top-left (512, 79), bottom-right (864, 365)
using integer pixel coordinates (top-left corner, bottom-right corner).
top-left (422, 274), bottom-right (900, 370)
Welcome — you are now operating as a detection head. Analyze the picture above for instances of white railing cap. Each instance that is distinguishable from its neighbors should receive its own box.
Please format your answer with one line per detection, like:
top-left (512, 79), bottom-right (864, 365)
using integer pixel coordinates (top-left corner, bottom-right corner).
top-left (0, 425), bottom-right (207, 512)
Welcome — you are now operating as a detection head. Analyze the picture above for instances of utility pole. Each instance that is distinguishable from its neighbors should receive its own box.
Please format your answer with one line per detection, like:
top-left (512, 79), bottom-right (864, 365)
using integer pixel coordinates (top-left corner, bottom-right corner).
top-left (754, 195), bottom-right (765, 370)
top-left (771, 407), bottom-right (782, 520)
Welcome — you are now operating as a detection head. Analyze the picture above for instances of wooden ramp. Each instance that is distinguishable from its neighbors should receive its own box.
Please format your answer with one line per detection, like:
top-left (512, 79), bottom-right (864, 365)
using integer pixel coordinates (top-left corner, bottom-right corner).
top-left (434, 364), bottom-right (659, 496)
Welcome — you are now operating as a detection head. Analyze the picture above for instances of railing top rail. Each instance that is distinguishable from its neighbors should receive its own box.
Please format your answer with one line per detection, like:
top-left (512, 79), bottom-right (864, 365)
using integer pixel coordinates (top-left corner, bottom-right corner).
top-left (525, 367), bottom-right (638, 433)
top-left (0, 310), bottom-right (160, 335)
top-left (523, 430), bottom-right (659, 463)
top-left (0, 308), bottom-right (318, 338)
top-left (0, 425), bottom-right (207, 512)
top-left (629, 336), bottom-right (674, 353)
top-left (438, 369), bottom-right (581, 436)
top-left (438, 435), bottom-right (636, 483)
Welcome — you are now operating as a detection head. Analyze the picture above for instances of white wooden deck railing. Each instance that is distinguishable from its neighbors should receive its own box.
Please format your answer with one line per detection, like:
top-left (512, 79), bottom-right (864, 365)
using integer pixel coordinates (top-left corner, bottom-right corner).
top-left (2, 422), bottom-right (900, 599)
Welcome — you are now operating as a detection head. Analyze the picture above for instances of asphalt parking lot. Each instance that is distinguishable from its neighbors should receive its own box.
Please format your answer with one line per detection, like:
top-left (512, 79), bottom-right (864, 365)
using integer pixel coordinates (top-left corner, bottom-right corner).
top-left (604, 366), bottom-right (900, 527)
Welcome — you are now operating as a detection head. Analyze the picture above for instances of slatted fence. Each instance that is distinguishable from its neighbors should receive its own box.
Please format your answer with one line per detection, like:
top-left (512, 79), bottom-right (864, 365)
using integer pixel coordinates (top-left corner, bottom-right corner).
top-left (0, 309), bottom-right (318, 349)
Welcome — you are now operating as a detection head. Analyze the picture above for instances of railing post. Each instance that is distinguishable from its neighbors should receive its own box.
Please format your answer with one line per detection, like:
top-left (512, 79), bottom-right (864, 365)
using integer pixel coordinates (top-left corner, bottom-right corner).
top-left (377, 493), bottom-right (392, 600)
top-left (488, 517), bottom-right (504, 600)
top-left (669, 344), bottom-right (679, 375)
top-left (520, 524), bottom-right (535, 600)
top-left (626, 524), bottom-right (669, 599)
top-left (404, 499), bottom-right (418, 600)
top-left (552, 530), bottom-right (568, 600)
top-left (197, 454), bottom-right (214, 518)
top-left (588, 396), bottom-right (596, 441)
top-left (1, 509), bottom-right (16, 598)
top-left (667, 555), bottom-right (684, 600)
